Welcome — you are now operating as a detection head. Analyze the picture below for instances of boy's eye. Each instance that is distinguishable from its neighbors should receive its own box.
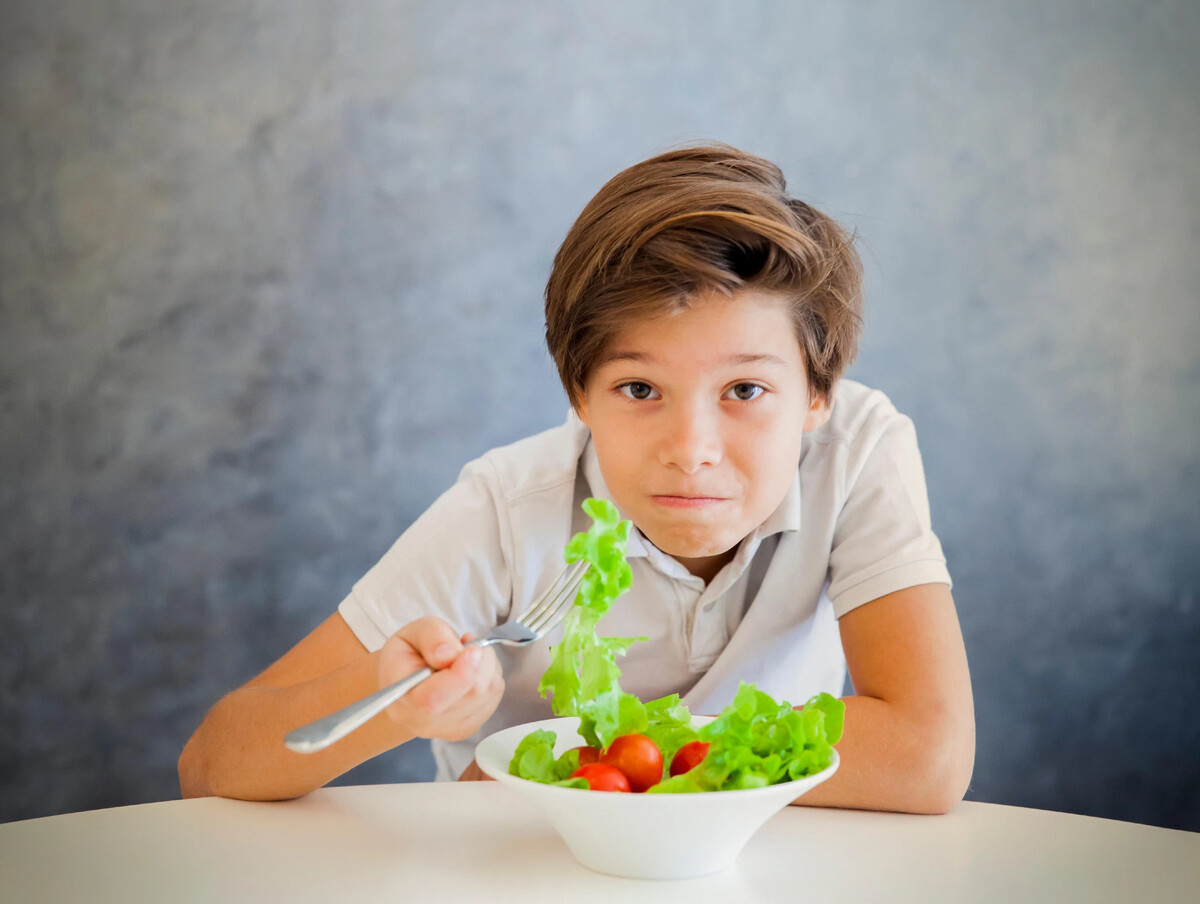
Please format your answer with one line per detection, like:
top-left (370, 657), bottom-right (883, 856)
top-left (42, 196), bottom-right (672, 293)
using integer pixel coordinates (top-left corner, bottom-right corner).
top-left (726, 383), bottom-right (765, 401)
top-left (619, 382), bottom-right (659, 401)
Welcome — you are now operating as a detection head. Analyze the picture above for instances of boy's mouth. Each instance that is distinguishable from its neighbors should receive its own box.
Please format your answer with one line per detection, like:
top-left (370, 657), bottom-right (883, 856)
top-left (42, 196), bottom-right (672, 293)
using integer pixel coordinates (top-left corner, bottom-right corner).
top-left (649, 495), bottom-right (730, 509)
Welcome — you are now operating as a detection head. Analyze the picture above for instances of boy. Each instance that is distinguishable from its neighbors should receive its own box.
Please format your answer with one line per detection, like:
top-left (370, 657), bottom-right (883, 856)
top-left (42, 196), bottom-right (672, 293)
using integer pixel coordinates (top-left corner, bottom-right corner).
top-left (180, 144), bottom-right (974, 813)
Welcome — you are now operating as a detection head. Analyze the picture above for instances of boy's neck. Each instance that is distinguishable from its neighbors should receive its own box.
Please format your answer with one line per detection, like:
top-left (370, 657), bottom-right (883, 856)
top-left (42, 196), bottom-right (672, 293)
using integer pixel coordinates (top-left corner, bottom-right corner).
top-left (669, 546), bottom-right (738, 584)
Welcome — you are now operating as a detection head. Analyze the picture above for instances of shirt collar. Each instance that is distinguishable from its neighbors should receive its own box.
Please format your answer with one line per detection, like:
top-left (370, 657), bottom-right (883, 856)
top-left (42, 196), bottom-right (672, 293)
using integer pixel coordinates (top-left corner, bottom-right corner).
top-left (578, 437), bottom-right (802, 560)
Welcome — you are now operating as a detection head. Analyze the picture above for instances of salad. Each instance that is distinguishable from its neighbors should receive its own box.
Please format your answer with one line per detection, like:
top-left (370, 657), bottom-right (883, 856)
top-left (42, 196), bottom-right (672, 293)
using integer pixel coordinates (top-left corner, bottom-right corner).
top-left (509, 497), bottom-right (844, 793)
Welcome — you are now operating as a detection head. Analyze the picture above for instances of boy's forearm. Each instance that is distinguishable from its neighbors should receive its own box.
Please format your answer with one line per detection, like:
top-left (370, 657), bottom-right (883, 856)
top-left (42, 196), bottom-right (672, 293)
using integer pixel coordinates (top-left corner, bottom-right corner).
top-left (179, 652), bottom-right (414, 801)
top-left (790, 694), bottom-right (975, 815)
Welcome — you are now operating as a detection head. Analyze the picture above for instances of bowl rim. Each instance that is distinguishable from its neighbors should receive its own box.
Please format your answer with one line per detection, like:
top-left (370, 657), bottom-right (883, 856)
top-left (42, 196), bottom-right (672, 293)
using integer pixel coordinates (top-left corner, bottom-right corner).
top-left (475, 715), bottom-right (840, 801)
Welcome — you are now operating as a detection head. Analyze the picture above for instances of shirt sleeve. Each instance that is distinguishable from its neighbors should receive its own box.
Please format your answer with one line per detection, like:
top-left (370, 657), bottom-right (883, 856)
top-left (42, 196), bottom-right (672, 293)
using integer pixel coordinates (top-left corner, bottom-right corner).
top-left (826, 416), bottom-right (952, 618)
top-left (337, 459), bottom-right (513, 652)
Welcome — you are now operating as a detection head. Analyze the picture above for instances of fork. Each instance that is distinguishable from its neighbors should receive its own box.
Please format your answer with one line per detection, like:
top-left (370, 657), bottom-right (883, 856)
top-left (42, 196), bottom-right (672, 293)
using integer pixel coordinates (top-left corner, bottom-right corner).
top-left (283, 560), bottom-right (588, 754)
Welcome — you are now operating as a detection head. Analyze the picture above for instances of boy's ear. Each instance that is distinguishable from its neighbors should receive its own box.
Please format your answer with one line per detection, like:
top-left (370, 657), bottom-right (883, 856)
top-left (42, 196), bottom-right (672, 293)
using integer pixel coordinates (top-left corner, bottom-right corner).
top-left (802, 389), bottom-right (833, 432)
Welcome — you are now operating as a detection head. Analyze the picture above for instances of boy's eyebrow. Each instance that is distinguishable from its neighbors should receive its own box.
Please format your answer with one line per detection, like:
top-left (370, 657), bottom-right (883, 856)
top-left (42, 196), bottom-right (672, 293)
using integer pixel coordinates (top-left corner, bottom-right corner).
top-left (596, 351), bottom-right (789, 368)
top-left (726, 353), bottom-right (789, 367)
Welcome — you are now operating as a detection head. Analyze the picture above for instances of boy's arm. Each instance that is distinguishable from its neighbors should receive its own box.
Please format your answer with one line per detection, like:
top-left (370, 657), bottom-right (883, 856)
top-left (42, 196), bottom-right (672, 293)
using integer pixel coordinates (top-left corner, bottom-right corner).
top-left (792, 582), bottom-right (975, 814)
top-left (178, 613), bottom-right (503, 801)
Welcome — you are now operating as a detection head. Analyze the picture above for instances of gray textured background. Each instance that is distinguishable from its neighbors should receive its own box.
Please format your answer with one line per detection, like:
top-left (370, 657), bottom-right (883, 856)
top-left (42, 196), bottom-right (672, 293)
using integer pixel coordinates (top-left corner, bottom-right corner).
top-left (2, 1), bottom-right (1198, 830)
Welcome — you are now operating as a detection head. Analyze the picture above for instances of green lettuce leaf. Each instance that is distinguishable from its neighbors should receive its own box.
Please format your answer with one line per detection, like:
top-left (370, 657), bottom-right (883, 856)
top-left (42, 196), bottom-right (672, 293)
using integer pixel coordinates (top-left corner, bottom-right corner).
top-left (538, 498), bottom-right (644, 749)
top-left (507, 729), bottom-right (587, 788)
top-left (579, 688), bottom-right (647, 749)
top-left (648, 684), bottom-right (845, 793)
top-left (642, 694), bottom-right (700, 772)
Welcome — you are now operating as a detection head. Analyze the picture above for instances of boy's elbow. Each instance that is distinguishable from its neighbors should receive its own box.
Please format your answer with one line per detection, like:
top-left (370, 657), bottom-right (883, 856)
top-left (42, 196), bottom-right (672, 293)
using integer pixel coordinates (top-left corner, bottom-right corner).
top-left (178, 733), bottom-right (213, 799)
top-left (921, 758), bottom-right (972, 815)
top-left (918, 711), bottom-right (975, 814)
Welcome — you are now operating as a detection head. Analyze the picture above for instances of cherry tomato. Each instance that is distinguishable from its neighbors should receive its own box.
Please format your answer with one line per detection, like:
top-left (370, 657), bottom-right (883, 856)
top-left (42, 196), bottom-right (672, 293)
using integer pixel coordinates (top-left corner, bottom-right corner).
top-left (669, 740), bottom-right (710, 777)
top-left (570, 762), bottom-right (631, 792)
top-left (601, 733), bottom-right (664, 793)
top-left (568, 745), bottom-right (601, 766)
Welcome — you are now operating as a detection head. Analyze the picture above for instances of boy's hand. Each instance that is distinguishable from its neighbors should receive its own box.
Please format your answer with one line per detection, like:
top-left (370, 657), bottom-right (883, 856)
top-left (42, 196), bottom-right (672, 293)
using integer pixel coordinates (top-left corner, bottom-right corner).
top-left (377, 616), bottom-right (504, 742)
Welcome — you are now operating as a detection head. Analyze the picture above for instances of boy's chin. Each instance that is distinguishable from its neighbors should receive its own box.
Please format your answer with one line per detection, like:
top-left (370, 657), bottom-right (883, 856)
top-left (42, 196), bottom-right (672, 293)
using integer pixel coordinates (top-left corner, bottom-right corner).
top-left (644, 529), bottom-right (741, 563)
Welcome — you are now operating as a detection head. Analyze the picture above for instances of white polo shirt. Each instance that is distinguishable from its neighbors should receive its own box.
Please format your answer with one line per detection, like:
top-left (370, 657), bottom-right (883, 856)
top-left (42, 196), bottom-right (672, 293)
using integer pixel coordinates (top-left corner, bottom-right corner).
top-left (338, 379), bottom-right (951, 781)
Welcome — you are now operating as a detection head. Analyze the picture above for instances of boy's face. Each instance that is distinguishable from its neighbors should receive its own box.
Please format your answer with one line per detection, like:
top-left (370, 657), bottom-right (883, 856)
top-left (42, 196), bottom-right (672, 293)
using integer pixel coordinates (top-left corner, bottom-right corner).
top-left (575, 288), bottom-right (831, 580)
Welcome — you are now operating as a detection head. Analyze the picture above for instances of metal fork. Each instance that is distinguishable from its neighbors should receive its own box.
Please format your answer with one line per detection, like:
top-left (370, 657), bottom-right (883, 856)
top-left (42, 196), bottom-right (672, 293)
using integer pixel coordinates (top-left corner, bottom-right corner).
top-left (283, 560), bottom-right (588, 754)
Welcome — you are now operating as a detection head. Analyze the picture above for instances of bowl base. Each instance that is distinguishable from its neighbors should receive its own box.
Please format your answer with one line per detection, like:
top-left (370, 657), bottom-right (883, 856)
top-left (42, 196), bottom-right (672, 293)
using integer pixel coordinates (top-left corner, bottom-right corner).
top-left (564, 838), bottom-right (742, 881)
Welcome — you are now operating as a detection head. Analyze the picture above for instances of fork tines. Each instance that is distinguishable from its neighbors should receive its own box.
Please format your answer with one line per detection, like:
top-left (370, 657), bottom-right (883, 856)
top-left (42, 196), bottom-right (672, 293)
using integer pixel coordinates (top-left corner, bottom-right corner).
top-left (517, 560), bottom-right (589, 634)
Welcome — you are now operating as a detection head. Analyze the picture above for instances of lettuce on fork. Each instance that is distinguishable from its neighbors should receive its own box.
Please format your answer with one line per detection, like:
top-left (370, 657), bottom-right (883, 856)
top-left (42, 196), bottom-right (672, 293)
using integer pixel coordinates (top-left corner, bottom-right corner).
top-left (511, 497), bottom-right (845, 791)
top-left (536, 497), bottom-right (647, 749)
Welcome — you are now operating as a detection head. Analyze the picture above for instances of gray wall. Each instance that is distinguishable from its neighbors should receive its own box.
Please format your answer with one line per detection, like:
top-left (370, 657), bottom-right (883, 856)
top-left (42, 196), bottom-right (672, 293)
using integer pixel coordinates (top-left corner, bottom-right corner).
top-left (2, 1), bottom-right (1197, 830)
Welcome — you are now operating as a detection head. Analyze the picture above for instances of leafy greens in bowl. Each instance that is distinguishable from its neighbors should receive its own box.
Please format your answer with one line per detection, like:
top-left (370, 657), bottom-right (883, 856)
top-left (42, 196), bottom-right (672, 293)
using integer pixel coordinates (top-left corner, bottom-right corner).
top-left (508, 682), bottom-right (843, 793)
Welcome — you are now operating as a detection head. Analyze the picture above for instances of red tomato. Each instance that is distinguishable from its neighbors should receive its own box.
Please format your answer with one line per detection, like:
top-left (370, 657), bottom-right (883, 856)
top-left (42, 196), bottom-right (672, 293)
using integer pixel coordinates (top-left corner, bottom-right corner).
top-left (570, 762), bottom-right (631, 792)
top-left (669, 740), bottom-right (710, 777)
top-left (601, 733), bottom-right (664, 793)
top-left (568, 745), bottom-right (601, 766)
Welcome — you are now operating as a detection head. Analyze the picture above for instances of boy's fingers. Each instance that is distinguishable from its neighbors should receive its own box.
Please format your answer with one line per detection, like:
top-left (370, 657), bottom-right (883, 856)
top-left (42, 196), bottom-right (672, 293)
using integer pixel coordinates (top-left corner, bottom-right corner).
top-left (421, 646), bottom-right (487, 712)
top-left (473, 647), bottom-right (500, 695)
top-left (414, 667), bottom-right (470, 715)
top-left (395, 616), bottom-right (464, 669)
top-left (454, 644), bottom-right (483, 673)
top-left (384, 621), bottom-right (504, 729)
top-left (427, 647), bottom-right (501, 715)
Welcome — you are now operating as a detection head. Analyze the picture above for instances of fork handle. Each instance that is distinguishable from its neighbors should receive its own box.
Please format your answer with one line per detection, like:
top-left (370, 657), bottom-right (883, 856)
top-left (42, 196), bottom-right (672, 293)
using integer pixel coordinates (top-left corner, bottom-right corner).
top-left (283, 666), bottom-right (436, 754)
top-left (283, 637), bottom-right (489, 754)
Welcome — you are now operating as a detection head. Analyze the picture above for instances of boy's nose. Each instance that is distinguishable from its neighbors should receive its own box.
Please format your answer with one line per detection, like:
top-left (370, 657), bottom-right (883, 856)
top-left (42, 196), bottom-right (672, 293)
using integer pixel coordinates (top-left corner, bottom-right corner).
top-left (658, 403), bottom-right (722, 474)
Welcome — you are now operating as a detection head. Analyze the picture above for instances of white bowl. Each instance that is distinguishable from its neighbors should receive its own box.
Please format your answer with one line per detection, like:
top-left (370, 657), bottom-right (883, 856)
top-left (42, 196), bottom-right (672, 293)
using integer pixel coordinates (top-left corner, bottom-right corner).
top-left (475, 715), bottom-right (839, 880)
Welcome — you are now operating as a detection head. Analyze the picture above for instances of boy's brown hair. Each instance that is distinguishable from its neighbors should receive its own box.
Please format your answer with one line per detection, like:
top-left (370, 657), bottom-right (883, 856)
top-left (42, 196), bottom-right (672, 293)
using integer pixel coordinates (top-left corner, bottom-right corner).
top-left (544, 143), bottom-right (863, 407)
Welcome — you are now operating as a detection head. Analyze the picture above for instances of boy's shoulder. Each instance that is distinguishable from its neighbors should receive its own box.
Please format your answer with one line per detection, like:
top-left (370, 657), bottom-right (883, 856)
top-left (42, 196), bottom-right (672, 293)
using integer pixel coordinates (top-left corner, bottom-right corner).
top-left (809, 378), bottom-right (915, 452)
top-left (802, 379), bottom-right (926, 504)
top-left (458, 411), bottom-right (590, 503)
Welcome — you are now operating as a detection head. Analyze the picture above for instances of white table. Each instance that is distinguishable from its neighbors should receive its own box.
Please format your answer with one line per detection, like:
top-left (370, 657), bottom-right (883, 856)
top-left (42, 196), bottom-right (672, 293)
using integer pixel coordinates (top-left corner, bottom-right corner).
top-left (2, 783), bottom-right (1196, 903)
